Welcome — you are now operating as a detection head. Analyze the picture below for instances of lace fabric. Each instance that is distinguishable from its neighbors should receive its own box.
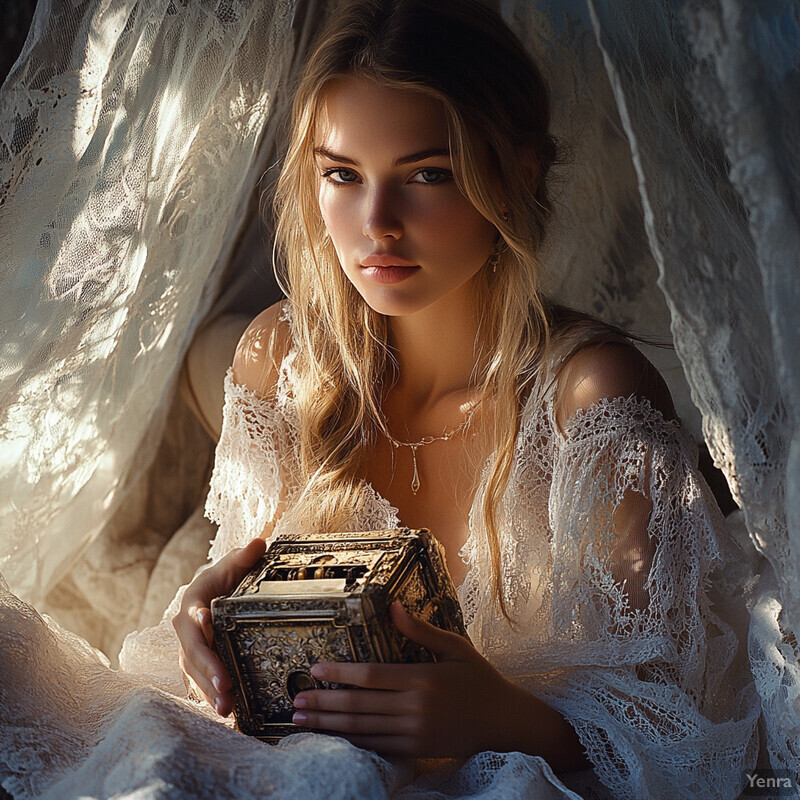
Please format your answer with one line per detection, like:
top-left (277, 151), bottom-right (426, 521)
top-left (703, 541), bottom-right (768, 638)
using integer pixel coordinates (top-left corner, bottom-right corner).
top-left (0, 328), bottom-right (759, 800)
top-left (0, 0), bottom-right (297, 663)
top-left (197, 338), bottom-right (758, 798)
top-left (0, 333), bottom-right (762, 799)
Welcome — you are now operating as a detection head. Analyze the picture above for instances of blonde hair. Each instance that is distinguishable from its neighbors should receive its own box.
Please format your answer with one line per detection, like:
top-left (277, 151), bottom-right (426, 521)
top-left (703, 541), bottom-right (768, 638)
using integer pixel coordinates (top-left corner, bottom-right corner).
top-left (272, 0), bottom-right (559, 619)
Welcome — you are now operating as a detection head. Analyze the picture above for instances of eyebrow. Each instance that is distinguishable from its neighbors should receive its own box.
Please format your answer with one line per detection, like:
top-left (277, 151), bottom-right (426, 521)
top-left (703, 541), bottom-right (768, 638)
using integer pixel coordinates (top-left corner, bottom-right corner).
top-left (313, 146), bottom-right (451, 167)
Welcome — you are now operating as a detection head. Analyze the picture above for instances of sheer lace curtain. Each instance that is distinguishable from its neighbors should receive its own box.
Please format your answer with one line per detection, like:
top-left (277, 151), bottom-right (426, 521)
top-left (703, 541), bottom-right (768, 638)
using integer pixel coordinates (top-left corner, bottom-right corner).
top-left (0, 0), bottom-right (797, 774)
top-left (0, 0), bottom-right (299, 659)
top-left (567, 0), bottom-right (800, 773)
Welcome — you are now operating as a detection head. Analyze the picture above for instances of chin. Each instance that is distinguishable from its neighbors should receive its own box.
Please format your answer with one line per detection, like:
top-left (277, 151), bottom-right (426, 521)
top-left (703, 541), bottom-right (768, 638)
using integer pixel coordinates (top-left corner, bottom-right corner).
top-left (357, 289), bottom-right (431, 318)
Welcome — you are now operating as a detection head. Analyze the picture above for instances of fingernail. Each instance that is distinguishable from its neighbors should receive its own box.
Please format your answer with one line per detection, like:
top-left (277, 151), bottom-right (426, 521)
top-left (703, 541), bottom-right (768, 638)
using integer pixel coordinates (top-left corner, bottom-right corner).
top-left (293, 696), bottom-right (307, 708)
top-left (212, 676), bottom-right (223, 693)
top-left (310, 664), bottom-right (327, 679)
top-left (198, 609), bottom-right (211, 626)
top-left (292, 712), bottom-right (307, 725)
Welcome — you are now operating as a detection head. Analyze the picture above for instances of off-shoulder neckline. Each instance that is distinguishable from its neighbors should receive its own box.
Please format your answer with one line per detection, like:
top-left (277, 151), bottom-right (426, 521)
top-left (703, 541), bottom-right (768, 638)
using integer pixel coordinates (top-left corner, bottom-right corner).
top-left (221, 362), bottom-right (683, 602)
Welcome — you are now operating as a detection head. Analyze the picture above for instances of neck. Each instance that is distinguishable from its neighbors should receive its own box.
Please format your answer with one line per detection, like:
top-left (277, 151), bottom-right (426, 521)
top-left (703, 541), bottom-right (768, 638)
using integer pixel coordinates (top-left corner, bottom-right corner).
top-left (387, 279), bottom-right (482, 409)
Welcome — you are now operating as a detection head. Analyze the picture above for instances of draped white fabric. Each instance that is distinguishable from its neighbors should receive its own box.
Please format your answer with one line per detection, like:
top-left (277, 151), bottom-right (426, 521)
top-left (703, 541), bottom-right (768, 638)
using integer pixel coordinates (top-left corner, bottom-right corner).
top-left (573, 0), bottom-right (800, 776)
top-left (0, 0), bottom-right (797, 795)
top-left (0, 0), bottom-right (296, 657)
top-left (505, 0), bottom-right (800, 777)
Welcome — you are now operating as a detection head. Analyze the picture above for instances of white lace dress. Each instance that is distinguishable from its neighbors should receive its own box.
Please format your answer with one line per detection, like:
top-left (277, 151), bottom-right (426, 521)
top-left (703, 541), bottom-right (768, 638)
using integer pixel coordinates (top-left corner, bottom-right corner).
top-left (0, 347), bottom-right (761, 800)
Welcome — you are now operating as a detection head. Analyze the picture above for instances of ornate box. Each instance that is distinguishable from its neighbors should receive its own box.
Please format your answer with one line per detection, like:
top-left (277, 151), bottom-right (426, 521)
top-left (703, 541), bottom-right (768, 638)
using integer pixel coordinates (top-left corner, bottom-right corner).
top-left (211, 527), bottom-right (467, 742)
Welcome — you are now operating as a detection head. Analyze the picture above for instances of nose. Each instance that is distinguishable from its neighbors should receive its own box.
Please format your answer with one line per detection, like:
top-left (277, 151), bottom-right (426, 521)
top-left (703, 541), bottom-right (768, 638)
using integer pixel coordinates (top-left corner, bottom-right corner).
top-left (362, 186), bottom-right (403, 241)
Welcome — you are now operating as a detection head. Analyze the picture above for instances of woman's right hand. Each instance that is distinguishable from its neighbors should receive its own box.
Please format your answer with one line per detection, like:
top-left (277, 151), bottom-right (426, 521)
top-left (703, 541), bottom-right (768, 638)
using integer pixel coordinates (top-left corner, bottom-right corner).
top-left (172, 536), bottom-right (267, 715)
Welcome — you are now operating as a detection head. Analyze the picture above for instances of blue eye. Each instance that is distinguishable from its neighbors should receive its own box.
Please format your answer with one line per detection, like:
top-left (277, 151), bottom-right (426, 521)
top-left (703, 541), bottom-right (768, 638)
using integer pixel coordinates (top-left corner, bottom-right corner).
top-left (413, 169), bottom-right (451, 185)
top-left (321, 168), bottom-right (359, 184)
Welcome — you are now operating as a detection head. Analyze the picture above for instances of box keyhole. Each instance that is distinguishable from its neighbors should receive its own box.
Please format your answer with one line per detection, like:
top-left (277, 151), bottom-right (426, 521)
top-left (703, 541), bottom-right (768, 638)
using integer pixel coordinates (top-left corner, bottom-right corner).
top-left (286, 670), bottom-right (316, 700)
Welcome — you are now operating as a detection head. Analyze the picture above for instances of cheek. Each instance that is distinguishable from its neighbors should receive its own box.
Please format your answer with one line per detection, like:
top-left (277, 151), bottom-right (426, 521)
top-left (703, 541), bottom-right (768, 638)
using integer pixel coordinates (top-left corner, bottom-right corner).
top-left (318, 187), bottom-right (358, 272)
top-left (317, 184), bottom-right (335, 232)
top-left (426, 200), bottom-right (495, 263)
top-left (318, 186), bottom-right (356, 244)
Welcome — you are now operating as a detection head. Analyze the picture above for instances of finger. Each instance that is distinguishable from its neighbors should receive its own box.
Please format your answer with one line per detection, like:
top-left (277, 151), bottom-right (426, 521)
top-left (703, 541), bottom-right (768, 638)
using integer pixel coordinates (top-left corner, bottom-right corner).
top-left (190, 537), bottom-right (267, 601)
top-left (213, 690), bottom-right (236, 717)
top-left (334, 734), bottom-right (417, 757)
top-left (179, 645), bottom-right (228, 703)
top-left (178, 643), bottom-right (220, 707)
top-left (181, 648), bottom-right (236, 716)
top-left (174, 609), bottom-right (233, 708)
top-left (292, 709), bottom-right (414, 736)
top-left (229, 536), bottom-right (267, 570)
top-left (178, 648), bottom-right (210, 704)
top-left (197, 607), bottom-right (215, 649)
top-left (390, 601), bottom-right (470, 661)
top-left (311, 660), bottom-right (427, 690)
top-left (208, 537), bottom-right (267, 594)
top-left (174, 606), bottom-right (230, 690)
top-left (177, 537), bottom-right (265, 642)
top-left (293, 688), bottom-right (403, 715)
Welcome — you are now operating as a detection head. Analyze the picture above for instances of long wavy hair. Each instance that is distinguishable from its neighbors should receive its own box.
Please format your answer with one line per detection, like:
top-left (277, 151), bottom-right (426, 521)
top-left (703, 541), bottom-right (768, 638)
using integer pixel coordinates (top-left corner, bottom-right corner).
top-left (272, 0), bottom-right (560, 619)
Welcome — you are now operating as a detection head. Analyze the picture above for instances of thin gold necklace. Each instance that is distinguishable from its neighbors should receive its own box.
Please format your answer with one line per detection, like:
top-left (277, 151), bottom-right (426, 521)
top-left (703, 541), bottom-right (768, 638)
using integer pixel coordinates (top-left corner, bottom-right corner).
top-left (383, 402), bottom-right (480, 495)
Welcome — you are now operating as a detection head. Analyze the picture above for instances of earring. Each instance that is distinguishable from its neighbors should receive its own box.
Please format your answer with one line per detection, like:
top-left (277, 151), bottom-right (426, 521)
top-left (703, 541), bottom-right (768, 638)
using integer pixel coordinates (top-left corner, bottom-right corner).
top-left (487, 237), bottom-right (507, 273)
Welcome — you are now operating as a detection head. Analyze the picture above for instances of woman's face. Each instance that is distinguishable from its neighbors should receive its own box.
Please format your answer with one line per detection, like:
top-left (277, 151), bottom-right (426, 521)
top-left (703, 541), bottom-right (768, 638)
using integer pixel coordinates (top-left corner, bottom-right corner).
top-left (314, 77), bottom-right (497, 318)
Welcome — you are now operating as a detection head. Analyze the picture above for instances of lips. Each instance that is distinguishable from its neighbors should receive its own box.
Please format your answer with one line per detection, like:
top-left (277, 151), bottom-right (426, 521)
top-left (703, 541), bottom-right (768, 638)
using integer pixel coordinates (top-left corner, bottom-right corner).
top-left (359, 253), bottom-right (420, 285)
top-left (360, 253), bottom-right (418, 268)
top-left (360, 265), bottom-right (420, 284)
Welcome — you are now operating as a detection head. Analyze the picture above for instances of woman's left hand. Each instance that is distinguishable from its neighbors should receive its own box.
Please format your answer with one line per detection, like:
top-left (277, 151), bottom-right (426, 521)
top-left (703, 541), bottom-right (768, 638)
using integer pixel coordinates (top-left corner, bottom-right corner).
top-left (290, 601), bottom-right (535, 758)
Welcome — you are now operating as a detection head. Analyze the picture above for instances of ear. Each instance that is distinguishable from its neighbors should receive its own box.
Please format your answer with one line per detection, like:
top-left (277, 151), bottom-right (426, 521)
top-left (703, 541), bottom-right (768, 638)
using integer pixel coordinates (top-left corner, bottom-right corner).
top-left (517, 143), bottom-right (540, 191)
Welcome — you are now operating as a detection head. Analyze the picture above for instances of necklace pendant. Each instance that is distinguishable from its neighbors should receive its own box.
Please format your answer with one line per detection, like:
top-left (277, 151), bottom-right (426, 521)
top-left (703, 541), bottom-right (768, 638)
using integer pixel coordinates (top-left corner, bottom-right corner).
top-left (410, 445), bottom-right (421, 495)
top-left (383, 400), bottom-right (481, 496)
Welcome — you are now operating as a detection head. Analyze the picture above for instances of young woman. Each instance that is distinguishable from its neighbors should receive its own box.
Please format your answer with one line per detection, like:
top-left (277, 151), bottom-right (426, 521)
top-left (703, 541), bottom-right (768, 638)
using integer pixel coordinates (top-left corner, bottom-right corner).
top-left (173, 0), bottom-right (759, 796)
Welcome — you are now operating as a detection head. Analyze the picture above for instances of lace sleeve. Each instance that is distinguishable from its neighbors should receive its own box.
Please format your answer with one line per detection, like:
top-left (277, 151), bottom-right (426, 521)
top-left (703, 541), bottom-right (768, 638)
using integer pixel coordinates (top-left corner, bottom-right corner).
top-left (536, 396), bottom-right (760, 799)
top-left (204, 368), bottom-right (299, 563)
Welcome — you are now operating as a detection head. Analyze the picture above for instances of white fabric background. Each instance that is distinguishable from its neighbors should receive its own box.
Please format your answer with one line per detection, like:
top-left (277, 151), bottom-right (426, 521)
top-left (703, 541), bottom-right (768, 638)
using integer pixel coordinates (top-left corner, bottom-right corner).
top-left (0, 0), bottom-right (797, 785)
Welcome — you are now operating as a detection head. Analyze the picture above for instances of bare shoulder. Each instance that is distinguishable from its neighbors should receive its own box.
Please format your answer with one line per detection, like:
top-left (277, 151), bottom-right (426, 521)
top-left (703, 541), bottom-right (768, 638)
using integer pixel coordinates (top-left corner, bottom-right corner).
top-left (553, 340), bottom-right (677, 431)
top-left (232, 301), bottom-right (293, 396)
